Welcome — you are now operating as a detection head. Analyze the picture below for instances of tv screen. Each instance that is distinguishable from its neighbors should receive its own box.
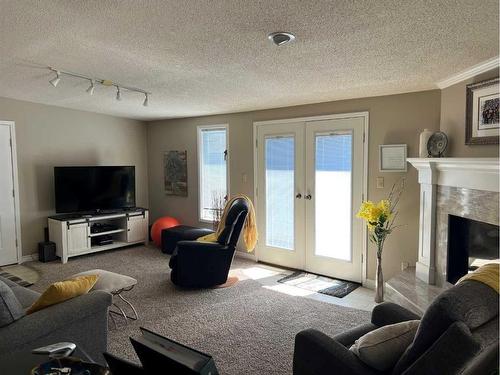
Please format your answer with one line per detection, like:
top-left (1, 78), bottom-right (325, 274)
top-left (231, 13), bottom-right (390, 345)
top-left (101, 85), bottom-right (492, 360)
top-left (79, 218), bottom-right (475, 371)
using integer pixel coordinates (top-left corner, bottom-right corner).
top-left (54, 166), bottom-right (136, 213)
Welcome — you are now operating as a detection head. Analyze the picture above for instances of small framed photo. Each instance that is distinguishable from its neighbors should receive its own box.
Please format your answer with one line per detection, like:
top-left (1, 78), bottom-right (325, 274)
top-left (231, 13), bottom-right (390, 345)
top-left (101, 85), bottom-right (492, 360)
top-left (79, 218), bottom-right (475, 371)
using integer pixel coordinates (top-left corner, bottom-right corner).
top-left (466, 78), bottom-right (499, 145)
top-left (379, 144), bottom-right (407, 172)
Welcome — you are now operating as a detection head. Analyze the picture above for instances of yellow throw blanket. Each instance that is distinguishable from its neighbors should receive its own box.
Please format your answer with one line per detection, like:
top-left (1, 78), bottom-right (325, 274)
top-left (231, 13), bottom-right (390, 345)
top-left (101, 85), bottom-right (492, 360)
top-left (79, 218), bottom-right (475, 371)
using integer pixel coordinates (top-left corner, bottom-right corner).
top-left (457, 263), bottom-right (499, 293)
top-left (197, 194), bottom-right (258, 251)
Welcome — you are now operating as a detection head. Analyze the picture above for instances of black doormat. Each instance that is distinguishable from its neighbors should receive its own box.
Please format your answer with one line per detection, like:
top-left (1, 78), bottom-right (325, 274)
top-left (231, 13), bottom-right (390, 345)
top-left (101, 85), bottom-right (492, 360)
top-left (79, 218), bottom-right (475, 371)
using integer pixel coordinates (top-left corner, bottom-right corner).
top-left (277, 271), bottom-right (360, 298)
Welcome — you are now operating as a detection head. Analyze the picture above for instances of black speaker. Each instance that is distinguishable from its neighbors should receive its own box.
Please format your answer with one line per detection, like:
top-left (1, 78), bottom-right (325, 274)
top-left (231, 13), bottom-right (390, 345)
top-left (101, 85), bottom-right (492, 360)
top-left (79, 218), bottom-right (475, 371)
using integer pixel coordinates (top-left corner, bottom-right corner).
top-left (38, 241), bottom-right (57, 262)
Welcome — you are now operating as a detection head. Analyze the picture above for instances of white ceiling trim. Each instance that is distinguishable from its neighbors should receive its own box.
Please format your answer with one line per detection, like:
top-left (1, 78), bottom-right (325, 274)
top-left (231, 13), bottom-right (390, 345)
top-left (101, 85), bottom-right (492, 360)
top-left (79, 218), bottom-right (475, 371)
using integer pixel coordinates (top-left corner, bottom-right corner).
top-left (436, 56), bottom-right (499, 89)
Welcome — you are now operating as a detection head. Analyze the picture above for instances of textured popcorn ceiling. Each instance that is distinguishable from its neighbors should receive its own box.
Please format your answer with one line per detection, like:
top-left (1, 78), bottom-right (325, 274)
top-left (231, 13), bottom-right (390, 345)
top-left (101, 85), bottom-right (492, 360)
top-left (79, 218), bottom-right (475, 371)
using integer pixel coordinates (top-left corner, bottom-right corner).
top-left (0, 0), bottom-right (498, 120)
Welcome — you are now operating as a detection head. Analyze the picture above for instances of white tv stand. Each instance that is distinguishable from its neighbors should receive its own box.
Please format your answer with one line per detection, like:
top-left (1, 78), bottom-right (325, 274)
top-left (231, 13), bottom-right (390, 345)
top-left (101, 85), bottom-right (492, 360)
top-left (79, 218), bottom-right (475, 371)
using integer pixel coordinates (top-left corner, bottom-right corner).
top-left (48, 209), bottom-right (149, 263)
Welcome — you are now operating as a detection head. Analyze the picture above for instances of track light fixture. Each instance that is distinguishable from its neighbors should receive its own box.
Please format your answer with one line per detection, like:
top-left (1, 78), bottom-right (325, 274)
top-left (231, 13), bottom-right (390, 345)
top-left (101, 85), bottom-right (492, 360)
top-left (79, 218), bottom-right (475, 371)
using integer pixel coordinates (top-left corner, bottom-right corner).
top-left (47, 67), bottom-right (150, 107)
top-left (86, 79), bottom-right (95, 95)
top-left (49, 70), bottom-right (61, 87)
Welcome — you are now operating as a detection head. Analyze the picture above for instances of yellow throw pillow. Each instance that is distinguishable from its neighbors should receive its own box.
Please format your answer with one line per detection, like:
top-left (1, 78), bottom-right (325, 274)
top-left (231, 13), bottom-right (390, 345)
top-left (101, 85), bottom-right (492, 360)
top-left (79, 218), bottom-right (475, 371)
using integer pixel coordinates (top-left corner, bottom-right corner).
top-left (26, 275), bottom-right (99, 314)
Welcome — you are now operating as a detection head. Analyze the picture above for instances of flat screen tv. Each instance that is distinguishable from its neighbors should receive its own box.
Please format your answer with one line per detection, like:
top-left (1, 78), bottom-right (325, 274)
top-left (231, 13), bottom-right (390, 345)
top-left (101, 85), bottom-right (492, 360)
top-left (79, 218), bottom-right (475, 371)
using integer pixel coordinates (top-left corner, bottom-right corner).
top-left (54, 166), bottom-right (136, 214)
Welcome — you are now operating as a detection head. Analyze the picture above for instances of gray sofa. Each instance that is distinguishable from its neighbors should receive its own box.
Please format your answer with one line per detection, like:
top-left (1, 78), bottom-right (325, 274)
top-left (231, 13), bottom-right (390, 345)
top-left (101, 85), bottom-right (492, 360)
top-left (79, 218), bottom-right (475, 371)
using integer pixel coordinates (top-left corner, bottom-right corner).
top-left (293, 279), bottom-right (499, 375)
top-left (0, 276), bottom-right (112, 363)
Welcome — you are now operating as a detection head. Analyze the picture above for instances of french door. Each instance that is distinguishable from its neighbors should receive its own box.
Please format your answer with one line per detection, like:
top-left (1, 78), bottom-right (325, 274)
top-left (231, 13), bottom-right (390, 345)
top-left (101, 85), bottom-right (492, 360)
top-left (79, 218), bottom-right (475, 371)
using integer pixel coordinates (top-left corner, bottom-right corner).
top-left (255, 116), bottom-right (366, 282)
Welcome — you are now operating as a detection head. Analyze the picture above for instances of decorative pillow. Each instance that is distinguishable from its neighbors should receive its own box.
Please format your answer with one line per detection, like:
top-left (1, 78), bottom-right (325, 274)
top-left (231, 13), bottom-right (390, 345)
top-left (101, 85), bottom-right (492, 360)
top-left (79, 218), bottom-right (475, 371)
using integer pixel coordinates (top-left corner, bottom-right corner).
top-left (350, 320), bottom-right (420, 371)
top-left (26, 275), bottom-right (99, 314)
top-left (71, 269), bottom-right (137, 293)
top-left (0, 279), bottom-right (25, 327)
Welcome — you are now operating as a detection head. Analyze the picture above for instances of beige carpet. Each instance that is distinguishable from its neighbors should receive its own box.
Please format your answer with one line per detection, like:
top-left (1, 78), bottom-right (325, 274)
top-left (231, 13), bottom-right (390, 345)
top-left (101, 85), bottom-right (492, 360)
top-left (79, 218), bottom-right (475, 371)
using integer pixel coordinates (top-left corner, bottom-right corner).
top-left (27, 246), bottom-right (370, 375)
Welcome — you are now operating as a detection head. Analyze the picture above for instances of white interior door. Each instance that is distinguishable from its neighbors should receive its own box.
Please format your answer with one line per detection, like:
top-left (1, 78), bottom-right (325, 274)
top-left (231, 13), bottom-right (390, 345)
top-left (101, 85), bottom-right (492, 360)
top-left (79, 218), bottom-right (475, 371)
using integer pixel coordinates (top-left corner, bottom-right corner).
top-left (304, 118), bottom-right (364, 282)
top-left (0, 123), bottom-right (19, 265)
top-left (255, 115), bottom-right (366, 282)
top-left (256, 122), bottom-right (305, 269)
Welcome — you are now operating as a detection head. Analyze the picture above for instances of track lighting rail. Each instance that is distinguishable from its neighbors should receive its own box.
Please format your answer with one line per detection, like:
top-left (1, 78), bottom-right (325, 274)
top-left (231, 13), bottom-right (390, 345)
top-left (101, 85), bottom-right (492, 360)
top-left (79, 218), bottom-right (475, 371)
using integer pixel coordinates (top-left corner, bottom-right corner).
top-left (48, 67), bottom-right (150, 106)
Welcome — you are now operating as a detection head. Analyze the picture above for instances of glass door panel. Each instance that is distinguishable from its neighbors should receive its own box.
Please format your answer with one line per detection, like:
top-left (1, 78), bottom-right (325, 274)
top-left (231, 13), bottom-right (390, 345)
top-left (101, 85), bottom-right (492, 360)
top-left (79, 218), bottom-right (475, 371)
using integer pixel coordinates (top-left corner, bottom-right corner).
top-left (315, 132), bottom-right (353, 260)
top-left (265, 137), bottom-right (295, 250)
top-left (305, 118), bottom-right (364, 282)
top-left (256, 122), bottom-right (305, 270)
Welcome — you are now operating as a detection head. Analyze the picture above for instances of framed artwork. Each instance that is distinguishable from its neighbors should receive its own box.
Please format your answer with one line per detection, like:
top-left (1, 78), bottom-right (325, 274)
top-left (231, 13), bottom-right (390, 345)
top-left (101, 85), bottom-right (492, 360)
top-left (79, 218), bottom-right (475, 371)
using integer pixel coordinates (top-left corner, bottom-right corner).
top-left (466, 77), bottom-right (499, 145)
top-left (164, 151), bottom-right (188, 196)
top-left (379, 144), bottom-right (407, 172)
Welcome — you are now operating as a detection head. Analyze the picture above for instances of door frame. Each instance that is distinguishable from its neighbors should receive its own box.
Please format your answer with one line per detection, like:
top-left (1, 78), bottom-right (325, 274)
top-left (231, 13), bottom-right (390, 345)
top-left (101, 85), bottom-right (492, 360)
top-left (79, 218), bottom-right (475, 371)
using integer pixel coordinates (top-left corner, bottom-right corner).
top-left (252, 112), bottom-right (369, 285)
top-left (0, 121), bottom-right (22, 265)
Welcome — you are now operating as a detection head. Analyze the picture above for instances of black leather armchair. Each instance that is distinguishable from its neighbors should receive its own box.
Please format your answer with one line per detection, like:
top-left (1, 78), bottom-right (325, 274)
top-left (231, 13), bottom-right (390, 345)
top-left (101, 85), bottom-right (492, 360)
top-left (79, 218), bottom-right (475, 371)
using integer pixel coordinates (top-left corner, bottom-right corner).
top-left (168, 198), bottom-right (249, 288)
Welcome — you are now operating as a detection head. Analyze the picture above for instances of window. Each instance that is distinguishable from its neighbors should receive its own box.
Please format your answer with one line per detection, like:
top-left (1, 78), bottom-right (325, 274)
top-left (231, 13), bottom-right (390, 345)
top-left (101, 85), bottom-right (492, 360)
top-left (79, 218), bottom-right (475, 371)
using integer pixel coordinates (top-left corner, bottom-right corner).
top-left (198, 125), bottom-right (228, 222)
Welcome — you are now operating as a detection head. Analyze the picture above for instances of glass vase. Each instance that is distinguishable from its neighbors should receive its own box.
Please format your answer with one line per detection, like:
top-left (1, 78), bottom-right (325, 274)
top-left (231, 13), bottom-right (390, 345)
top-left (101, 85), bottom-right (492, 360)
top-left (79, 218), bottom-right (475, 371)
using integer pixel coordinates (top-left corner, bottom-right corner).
top-left (375, 254), bottom-right (384, 303)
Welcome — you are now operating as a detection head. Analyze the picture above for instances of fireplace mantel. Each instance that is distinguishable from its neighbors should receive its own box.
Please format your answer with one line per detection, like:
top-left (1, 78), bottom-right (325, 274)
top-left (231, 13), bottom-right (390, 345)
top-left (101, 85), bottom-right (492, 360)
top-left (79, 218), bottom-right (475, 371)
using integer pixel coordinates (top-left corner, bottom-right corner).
top-left (407, 158), bottom-right (499, 192)
top-left (407, 158), bottom-right (499, 284)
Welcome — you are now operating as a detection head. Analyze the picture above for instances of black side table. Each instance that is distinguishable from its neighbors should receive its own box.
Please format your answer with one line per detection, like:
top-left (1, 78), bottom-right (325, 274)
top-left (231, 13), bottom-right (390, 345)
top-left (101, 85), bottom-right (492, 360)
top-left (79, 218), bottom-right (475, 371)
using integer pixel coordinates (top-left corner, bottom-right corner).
top-left (0, 347), bottom-right (105, 375)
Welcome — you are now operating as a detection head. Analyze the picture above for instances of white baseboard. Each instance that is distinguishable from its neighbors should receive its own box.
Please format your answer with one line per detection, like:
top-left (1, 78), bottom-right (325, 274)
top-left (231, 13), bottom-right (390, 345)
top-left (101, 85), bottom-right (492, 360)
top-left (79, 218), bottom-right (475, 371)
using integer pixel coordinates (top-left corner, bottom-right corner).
top-left (363, 278), bottom-right (375, 290)
top-left (235, 251), bottom-right (257, 262)
top-left (20, 254), bottom-right (38, 263)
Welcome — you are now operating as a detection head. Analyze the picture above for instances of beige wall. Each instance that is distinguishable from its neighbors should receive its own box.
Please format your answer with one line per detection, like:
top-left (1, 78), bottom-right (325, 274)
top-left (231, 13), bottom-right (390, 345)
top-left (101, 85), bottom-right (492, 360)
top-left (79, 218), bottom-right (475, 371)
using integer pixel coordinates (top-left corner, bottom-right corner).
top-left (440, 68), bottom-right (499, 157)
top-left (0, 97), bottom-right (148, 257)
top-left (148, 90), bottom-right (441, 281)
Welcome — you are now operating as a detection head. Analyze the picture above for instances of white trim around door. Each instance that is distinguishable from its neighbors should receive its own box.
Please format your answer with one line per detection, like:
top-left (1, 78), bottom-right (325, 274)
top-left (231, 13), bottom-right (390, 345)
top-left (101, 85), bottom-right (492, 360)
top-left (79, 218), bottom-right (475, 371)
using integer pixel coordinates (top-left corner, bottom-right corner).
top-left (253, 112), bottom-right (369, 285)
top-left (0, 121), bottom-right (22, 265)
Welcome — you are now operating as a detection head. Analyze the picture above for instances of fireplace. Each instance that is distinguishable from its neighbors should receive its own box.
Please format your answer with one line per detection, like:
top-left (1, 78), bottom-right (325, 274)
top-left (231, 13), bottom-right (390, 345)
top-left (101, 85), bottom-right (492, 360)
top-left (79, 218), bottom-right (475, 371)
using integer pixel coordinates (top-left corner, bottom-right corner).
top-left (447, 215), bottom-right (499, 284)
top-left (407, 158), bottom-right (499, 287)
top-left (385, 158), bottom-right (499, 313)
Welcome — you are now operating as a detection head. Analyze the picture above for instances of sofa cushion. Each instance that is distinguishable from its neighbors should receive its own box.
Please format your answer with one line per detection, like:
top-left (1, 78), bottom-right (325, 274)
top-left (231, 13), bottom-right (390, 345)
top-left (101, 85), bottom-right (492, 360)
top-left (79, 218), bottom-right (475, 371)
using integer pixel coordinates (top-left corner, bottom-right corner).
top-left (333, 322), bottom-right (378, 347)
top-left (27, 275), bottom-right (99, 314)
top-left (0, 279), bottom-right (25, 327)
top-left (349, 320), bottom-right (420, 371)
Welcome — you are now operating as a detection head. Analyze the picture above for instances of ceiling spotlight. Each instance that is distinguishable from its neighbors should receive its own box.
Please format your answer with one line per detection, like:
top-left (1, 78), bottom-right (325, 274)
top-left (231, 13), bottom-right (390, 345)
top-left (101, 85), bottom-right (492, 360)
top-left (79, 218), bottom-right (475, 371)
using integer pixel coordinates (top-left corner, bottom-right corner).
top-left (116, 86), bottom-right (122, 101)
top-left (86, 80), bottom-right (95, 95)
top-left (49, 70), bottom-right (61, 87)
top-left (143, 93), bottom-right (149, 107)
top-left (268, 31), bottom-right (296, 46)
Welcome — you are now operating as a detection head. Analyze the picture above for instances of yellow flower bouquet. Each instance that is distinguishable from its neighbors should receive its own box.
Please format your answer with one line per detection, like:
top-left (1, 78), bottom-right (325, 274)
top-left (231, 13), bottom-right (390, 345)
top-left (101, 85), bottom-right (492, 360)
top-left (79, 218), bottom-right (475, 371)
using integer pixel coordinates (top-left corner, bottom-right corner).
top-left (357, 180), bottom-right (404, 302)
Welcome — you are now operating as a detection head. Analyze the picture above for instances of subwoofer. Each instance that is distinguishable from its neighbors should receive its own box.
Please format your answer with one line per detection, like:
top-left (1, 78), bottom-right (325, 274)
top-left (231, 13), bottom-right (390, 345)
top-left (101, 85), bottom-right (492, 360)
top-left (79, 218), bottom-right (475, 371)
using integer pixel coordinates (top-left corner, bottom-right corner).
top-left (38, 241), bottom-right (57, 262)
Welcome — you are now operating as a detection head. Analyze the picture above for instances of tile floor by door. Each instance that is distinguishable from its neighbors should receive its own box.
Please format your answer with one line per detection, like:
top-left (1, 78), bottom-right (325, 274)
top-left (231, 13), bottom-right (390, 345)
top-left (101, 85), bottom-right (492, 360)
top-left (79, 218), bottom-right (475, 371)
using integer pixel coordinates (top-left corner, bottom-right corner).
top-left (231, 257), bottom-right (377, 312)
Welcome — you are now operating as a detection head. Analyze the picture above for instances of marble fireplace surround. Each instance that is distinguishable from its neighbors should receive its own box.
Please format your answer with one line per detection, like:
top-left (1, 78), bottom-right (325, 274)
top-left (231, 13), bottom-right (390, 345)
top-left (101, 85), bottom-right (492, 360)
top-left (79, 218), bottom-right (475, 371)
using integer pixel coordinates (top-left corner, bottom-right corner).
top-left (407, 158), bottom-right (499, 287)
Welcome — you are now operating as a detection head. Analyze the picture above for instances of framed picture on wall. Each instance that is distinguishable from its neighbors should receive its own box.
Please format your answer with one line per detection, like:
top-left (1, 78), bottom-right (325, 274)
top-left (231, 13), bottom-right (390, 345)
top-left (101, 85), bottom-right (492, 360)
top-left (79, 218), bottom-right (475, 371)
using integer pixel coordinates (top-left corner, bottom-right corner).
top-left (379, 144), bottom-right (407, 172)
top-left (164, 151), bottom-right (188, 196)
top-left (465, 77), bottom-right (499, 145)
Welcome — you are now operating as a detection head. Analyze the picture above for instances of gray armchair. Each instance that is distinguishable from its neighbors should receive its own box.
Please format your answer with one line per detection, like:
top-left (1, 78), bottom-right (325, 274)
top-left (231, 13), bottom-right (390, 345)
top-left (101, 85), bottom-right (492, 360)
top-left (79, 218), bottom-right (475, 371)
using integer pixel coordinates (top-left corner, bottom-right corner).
top-left (0, 276), bottom-right (112, 364)
top-left (293, 280), bottom-right (499, 375)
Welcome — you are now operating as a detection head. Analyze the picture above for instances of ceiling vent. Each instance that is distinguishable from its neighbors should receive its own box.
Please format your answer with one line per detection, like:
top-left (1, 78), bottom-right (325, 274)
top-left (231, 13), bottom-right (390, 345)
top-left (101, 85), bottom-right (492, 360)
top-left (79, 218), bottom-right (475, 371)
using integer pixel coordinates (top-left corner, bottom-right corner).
top-left (268, 32), bottom-right (296, 46)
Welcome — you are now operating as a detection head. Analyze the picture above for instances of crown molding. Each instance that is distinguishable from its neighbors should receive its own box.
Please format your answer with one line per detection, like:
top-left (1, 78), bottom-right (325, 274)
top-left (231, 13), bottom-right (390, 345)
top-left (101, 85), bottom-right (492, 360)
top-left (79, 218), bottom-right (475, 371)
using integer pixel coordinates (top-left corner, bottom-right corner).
top-left (436, 56), bottom-right (499, 89)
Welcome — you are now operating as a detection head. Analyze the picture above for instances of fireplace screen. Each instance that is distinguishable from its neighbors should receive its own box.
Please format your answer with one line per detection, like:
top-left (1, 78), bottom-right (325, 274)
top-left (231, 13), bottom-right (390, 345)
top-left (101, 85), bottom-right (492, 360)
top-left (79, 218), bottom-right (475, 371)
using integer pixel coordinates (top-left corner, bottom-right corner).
top-left (447, 215), bottom-right (499, 284)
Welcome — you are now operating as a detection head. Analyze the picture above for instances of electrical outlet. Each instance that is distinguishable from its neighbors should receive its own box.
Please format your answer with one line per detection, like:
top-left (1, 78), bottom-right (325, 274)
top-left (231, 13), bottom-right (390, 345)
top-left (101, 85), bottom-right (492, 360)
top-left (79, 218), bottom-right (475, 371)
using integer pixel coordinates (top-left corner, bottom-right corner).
top-left (242, 173), bottom-right (248, 183)
top-left (376, 177), bottom-right (384, 189)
